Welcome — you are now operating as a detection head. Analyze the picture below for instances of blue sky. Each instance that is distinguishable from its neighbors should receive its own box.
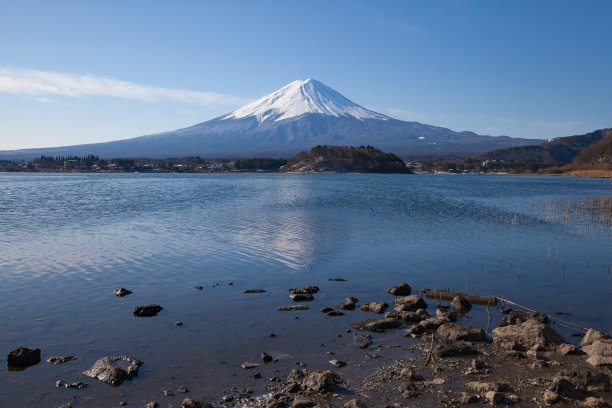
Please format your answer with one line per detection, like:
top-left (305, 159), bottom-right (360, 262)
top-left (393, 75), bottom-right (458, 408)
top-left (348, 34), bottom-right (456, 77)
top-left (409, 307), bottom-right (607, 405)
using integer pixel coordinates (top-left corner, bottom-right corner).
top-left (1, 0), bottom-right (610, 150)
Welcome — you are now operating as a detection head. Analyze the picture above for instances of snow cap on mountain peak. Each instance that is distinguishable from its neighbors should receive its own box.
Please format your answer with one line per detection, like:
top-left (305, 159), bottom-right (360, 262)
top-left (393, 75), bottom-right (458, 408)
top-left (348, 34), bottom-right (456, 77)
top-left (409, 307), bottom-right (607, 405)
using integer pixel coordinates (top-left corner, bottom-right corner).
top-left (222, 78), bottom-right (388, 123)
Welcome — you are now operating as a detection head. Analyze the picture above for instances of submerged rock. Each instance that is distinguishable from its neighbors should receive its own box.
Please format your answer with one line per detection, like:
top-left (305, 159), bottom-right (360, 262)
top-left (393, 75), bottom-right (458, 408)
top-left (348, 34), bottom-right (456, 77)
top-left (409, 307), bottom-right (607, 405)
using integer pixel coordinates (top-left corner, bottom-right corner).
top-left (353, 334), bottom-right (372, 349)
top-left (243, 289), bottom-right (266, 293)
top-left (133, 304), bottom-right (163, 317)
top-left (359, 302), bottom-right (388, 314)
top-left (278, 305), bottom-right (309, 311)
top-left (113, 288), bottom-right (132, 297)
top-left (47, 356), bottom-right (77, 364)
top-left (352, 318), bottom-right (402, 333)
top-left (7, 347), bottom-right (41, 368)
top-left (387, 283), bottom-right (411, 296)
top-left (83, 355), bottom-right (142, 386)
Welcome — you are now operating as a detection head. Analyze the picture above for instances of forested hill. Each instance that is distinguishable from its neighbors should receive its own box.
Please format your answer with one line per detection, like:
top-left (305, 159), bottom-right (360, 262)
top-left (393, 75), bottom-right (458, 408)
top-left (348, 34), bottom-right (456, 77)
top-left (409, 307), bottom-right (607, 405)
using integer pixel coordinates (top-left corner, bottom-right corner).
top-left (282, 145), bottom-right (411, 173)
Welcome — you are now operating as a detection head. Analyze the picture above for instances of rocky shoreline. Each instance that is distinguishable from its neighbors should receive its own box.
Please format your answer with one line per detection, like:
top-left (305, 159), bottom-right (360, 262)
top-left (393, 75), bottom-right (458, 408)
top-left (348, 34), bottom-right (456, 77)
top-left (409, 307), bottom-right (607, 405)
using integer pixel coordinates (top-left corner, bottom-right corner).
top-left (6, 282), bottom-right (612, 408)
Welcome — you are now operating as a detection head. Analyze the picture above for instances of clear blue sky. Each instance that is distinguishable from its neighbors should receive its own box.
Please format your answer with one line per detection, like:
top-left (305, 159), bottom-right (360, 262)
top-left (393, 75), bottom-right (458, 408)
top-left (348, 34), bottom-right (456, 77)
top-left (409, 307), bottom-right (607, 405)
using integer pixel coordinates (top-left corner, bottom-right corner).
top-left (1, 0), bottom-right (610, 149)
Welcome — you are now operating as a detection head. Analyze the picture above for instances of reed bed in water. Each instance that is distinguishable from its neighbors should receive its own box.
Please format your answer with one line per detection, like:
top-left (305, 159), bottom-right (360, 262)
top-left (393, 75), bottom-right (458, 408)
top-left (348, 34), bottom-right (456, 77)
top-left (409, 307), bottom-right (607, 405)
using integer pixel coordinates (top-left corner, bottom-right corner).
top-left (479, 197), bottom-right (612, 234)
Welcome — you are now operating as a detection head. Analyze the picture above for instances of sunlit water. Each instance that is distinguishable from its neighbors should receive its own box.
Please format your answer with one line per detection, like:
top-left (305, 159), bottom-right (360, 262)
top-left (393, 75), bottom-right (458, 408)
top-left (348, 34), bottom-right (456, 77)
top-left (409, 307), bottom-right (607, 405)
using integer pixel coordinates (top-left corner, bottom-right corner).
top-left (0, 173), bottom-right (611, 406)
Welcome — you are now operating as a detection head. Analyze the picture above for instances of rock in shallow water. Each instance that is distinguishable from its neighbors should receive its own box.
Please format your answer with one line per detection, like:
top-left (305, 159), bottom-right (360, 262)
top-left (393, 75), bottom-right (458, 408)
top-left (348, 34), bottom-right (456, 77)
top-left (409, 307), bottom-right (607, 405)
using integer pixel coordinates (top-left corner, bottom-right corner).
top-left (7, 346), bottom-right (41, 368)
top-left (359, 302), bottom-right (388, 314)
top-left (113, 288), bottom-right (132, 297)
top-left (133, 304), bottom-right (163, 317)
top-left (47, 356), bottom-right (77, 364)
top-left (387, 283), bottom-right (411, 296)
top-left (83, 355), bottom-right (142, 386)
top-left (181, 398), bottom-right (213, 408)
top-left (352, 318), bottom-right (402, 333)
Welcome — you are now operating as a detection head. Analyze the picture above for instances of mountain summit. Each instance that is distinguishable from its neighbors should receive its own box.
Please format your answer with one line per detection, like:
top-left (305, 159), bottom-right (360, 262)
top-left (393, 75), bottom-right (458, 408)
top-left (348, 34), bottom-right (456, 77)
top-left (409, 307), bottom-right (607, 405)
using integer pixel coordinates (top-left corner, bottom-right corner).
top-left (0, 79), bottom-right (543, 159)
top-left (223, 78), bottom-right (388, 123)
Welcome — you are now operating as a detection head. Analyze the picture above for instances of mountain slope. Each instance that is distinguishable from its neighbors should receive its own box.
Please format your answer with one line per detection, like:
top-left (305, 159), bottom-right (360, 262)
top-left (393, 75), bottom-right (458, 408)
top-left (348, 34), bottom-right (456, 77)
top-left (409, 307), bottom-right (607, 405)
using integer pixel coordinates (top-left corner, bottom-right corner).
top-left (476, 128), bottom-right (611, 163)
top-left (572, 129), bottom-right (612, 166)
top-left (0, 78), bottom-right (544, 160)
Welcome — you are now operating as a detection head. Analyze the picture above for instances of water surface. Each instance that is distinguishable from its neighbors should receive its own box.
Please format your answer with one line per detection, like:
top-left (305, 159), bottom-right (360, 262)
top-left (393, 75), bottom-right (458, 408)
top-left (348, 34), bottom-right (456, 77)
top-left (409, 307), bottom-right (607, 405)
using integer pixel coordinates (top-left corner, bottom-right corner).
top-left (0, 173), bottom-right (610, 406)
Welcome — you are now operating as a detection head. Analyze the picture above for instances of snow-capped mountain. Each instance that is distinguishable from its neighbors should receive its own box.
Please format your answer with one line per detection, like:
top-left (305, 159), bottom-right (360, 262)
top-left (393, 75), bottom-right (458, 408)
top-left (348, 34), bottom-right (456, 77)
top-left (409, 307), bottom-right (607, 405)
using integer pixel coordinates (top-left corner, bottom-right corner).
top-left (223, 79), bottom-right (388, 123)
top-left (0, 79), bottom-right (543, 159)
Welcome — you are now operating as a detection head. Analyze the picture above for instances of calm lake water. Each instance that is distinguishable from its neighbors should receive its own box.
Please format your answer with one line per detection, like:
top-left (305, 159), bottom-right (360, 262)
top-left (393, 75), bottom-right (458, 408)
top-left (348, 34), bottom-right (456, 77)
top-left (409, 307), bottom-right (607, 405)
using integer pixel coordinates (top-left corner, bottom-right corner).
top-left (1, 173), bottom-right (611, 407)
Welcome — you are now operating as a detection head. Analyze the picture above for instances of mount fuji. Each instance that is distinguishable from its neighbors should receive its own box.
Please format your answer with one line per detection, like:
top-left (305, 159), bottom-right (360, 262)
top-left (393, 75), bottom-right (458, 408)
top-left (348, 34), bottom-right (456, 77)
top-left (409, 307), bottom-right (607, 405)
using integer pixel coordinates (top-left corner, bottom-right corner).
top-left (0, 79), bottom-right (543, 159)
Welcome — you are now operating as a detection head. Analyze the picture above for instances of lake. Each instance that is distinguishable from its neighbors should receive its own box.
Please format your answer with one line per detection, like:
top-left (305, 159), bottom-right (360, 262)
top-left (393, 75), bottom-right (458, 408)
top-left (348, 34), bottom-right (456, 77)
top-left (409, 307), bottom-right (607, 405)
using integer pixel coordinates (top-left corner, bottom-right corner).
top-left (0, 173), bottom-right (611, 406)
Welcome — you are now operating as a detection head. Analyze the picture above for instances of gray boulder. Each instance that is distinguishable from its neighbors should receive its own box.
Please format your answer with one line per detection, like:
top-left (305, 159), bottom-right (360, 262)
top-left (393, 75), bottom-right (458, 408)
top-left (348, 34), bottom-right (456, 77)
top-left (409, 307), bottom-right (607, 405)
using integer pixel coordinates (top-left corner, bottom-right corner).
top-left (83, 355), bottom-right (142, 385)
top-left (437, 323), bottom-right (487, 342)
top-left (287, 369), bottom-right (340, 393)
top-left (359, 302), bottom-right (388, 314)
top-left (492, 319), bottom-right (564, 349)
top-left (393, 295), bottom-right (427, 311)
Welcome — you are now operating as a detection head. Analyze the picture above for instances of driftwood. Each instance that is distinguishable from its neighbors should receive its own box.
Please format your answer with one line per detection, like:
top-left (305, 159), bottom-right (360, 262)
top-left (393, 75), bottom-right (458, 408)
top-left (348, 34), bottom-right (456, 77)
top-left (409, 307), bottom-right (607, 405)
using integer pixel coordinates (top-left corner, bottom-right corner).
top-left (423, 289), bottom-right (498, 306)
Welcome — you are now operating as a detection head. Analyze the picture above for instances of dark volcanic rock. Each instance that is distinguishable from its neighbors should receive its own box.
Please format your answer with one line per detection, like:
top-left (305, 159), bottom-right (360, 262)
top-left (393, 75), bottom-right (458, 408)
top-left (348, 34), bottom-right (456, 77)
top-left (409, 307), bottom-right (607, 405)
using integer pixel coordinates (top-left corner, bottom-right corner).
top-left (393, 295), bottom-right (427, 311)
top-left (7, 347), bottom-right (41, 368)
top-left (325, 310), bottom-right (344, 317)
top-left (352, 318), bottom-right (402, 333)
top-left (47, 356), bottom-right (77, 364)
top-left (56, 380), bottom-right (87, 389)
top-left (437, 323), bottom-right (487, 342)
top-left (261, 352), bottom-right (273, 363)
top-left (290, 293), bottom-right (314, 302)
top-left (290, 286), bottom-right (320, 295)
top-left (359, 302), bottom-right (388, 314)
top-left (113, 288), bottom-right (132, 297)
top-left (451, 296), bottom-right (472, 314)
top-left (387, 283), bottom-right (411, 296)
top-left (278, 305), bottom-right (309, 311)
top-left (501, 310), bottom-right (549, 326)
top-left (385, 309), bottom-right (429, 323)
top-left (83, 355), bottom-right (142, 386)
top-left (243, 289), bottom-right (266, 293)
top-left (338, 297), bottom-right (357, 310)
top-left (133, 304), bottom-right (163, 317)
top-left (287, 369), bottom-right (340, 393)
top-left (492, 320), bottom-right (564, 349)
